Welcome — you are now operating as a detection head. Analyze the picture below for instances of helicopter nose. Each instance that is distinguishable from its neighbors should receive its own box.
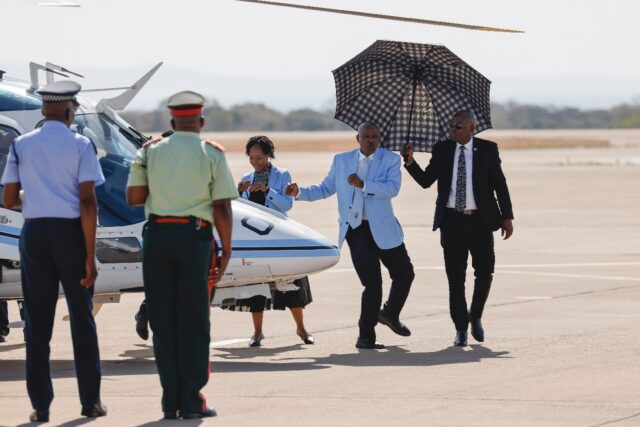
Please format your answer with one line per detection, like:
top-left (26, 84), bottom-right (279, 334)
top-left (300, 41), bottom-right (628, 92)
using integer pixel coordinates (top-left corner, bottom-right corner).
top-left (227, 200), bottom-right (340, 282)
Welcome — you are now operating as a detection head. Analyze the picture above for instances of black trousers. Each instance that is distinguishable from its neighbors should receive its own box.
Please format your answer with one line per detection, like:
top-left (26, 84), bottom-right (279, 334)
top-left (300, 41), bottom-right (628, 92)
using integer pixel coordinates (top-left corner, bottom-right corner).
top-left (345, 221), bottom-right (415, 340)
top-left (440, 210), bottom-right (495, 331)
top-left (142, 221), bottom-right (213, 414)
top-left (19, 218), bottom-right (101, 411)
top-left (0, 300), bottom-right (8, 335)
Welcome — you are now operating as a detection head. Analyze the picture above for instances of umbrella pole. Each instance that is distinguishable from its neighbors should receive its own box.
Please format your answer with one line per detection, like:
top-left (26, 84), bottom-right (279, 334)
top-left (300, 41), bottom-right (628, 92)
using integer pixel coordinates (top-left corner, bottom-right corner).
top-left (403, 77), bottom-right (418, 160)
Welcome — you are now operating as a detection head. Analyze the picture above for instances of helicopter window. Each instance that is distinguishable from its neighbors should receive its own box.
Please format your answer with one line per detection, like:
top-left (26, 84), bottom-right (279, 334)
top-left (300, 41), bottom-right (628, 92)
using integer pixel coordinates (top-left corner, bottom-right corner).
top-left (96, 237), bottom-right (143, 263)
top-left (70, 113), bottom-right (138, 160)
top-left (0, 86), bottom-right (41, 111)
top-left (69, 114), bottom-right (145, 226)
top-left (0, 125), bottom-right (20, 179)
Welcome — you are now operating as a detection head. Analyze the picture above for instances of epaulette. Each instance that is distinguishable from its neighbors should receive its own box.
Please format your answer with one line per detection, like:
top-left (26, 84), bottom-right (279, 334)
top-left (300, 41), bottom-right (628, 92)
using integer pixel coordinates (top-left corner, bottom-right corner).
top-left (142, 137), bottom-right (162, 149)
top-left (204, 139), bottom-right (226, 152)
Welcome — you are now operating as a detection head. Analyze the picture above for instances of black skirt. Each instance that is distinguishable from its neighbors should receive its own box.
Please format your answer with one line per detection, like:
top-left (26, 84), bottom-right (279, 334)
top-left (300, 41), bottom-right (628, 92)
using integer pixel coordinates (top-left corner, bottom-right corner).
top-left (220, 277), bottom-right (313, 312)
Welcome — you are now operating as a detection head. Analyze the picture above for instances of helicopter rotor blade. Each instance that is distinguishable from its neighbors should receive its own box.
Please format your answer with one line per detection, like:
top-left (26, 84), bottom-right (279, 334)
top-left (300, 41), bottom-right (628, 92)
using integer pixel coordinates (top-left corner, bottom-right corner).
top-left (236, 0), bottom-right (524, 33)
top-left (31, 0), bottom-right (80, 7)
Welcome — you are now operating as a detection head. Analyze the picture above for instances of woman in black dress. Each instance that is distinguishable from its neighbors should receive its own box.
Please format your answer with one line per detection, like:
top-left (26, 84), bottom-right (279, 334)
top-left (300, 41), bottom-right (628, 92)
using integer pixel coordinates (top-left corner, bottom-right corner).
top-left (234, 135), bottom-right (314, 346)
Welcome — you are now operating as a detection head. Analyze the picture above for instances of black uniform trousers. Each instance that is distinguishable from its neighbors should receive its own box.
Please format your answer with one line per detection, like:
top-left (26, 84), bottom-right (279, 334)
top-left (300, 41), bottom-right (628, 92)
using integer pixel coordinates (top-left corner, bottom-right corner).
top-left (345, 221), bottom-right (415, 341)
top-left (440, 210), bottom-right (495, 331)
top-left (142, 221), bottom-right (213, 414)
top-left (19, 218), bottom-right (101, 411)
top-left (0, 300), bottom-right (8, 336)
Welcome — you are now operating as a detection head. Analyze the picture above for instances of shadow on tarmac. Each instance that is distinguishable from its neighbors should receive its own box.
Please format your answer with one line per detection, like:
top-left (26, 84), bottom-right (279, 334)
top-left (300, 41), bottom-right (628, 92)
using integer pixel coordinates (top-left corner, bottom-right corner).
top-left (214, 344), bottom-right (306, 360)
top-left (119, 344), bottom-right (155, 360)
top-left (0, 345), bottom-right (509, 381)
top-left (15, 417), bottom-right (96, 427)
top-left (0, 342), bottom-right (26, 353)
top-left (135, 418), bottom-right (203, 427)
top-left (0, 358), bottom-right (159, 382)
top-left (14, 417), bottom-right (204, 427)
top-left (212, 344), bottom-right (510, 373)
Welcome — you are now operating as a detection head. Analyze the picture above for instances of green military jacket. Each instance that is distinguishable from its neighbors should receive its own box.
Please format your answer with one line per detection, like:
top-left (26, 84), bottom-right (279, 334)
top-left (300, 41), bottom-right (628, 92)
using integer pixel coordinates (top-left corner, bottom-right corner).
top-left (127, 131), bottom-right (237, 224)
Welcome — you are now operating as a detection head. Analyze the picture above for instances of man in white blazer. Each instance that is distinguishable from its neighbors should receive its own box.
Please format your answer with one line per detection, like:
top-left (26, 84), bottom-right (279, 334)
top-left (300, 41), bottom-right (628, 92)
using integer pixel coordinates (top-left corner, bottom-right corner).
top-left (286, 123), bottom-right (414, 349)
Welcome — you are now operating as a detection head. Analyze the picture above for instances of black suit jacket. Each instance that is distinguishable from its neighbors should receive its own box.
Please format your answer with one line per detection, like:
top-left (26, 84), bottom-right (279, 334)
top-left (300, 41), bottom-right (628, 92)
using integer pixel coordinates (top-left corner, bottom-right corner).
top-left (405, 137), bottom-right (514, 231)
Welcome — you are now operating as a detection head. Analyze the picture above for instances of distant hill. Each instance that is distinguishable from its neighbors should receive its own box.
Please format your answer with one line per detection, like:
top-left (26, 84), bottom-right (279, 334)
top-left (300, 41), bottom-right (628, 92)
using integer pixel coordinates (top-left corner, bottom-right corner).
top-left (121, 100), bottom-right (640, 132)
top-left (121, 100), bottom-right (351, 133)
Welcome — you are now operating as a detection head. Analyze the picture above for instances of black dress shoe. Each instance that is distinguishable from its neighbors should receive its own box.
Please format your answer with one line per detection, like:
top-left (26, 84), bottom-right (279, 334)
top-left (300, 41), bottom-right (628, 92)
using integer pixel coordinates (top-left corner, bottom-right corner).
top-left (164, 411), bottom-right (178, 419)
top-left (297, 330), bottom-right (315, 345)
top-left (29, 410), bottom-right (49, 422)
top-left (249, 334), bottom-right (264, 347)
top-left (454, 330), bottom-right (468, 347)
top-left (81, 402), bottom-right (107, 417)
top-left (470, 319), bottom-right (484, 342)
top-left (181, 407), bottom-right (217, 418)
top-left (378, 311), bottom-right (411, 337)
top-left (355, 337), bottom-right (385, 349)
top-left (134, 309), bottom-right (149, 341)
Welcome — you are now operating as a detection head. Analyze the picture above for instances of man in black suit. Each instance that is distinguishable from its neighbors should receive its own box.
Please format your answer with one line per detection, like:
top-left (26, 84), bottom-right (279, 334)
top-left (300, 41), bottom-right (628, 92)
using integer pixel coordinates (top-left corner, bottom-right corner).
top-left (403, 110), bottom-right (514, 346)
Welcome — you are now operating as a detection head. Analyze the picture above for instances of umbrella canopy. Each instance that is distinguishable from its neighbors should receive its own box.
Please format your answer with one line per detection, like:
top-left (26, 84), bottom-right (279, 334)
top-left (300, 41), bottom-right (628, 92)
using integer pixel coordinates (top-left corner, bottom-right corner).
top-left (333, 40), bottom-right (492, 152)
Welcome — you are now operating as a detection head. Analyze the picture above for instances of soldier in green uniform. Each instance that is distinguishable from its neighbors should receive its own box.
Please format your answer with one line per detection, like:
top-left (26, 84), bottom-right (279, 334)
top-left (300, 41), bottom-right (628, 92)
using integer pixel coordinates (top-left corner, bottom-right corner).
top-left (126, 91), bottom-right (237, 419)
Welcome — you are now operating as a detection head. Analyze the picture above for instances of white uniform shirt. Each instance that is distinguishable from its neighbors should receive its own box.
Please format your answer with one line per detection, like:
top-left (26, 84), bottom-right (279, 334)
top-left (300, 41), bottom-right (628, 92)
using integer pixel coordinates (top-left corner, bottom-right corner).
top-left (1, 120), bottom-right (105, 219)
top-left (447, 137), bottom-right (477, 210)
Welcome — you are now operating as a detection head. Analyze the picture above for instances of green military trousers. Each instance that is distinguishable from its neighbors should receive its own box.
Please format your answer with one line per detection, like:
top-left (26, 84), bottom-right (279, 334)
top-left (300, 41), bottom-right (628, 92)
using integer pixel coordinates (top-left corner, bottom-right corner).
top-left (142, 220), bottom-right (213, 413)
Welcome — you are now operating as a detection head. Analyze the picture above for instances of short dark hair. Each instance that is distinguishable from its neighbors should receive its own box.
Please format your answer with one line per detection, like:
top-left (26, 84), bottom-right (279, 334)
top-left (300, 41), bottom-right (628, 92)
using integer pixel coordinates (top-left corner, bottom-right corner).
top-left (245, 135), bottom-right (275, 158)
top-left (357, 122), bottom-right (380, 134)
top-left (453, 110), bottom-right (477, 126)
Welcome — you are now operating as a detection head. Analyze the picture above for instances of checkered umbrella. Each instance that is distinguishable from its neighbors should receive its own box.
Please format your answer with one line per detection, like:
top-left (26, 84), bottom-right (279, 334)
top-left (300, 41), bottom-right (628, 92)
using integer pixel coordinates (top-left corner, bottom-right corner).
top-left (333, 40), bottom-right (492, 152)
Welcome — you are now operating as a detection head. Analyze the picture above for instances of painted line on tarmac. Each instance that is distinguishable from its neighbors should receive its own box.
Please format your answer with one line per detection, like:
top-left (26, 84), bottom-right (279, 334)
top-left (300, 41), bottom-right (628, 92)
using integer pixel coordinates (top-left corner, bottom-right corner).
top-left (326, 266), bottom-right (444, 273)
top-left (589, 411), bottom-right (640, 427)
top-left (496, 269), bottom-right (640, 282)
top-left (495, 261), bottom-right (640, 268)
top-left (210, 338), bottom-right (251, 348)
top-left (325, 261), bottom-right (640, 274)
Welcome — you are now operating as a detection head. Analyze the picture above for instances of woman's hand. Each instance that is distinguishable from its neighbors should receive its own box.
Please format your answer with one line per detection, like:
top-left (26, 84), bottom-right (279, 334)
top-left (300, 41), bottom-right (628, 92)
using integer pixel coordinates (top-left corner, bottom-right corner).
top-left (238, 181), bottom-right (252, 192)
top-left (250, 182), bottom-right (268, 192)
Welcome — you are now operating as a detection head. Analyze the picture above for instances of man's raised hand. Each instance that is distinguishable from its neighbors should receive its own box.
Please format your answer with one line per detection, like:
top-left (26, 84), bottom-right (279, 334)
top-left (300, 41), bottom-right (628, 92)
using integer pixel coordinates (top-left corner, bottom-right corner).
top-left (401, 143), bottom-right (414, 165)
top-left (285, 183), bottom-right (299, 197)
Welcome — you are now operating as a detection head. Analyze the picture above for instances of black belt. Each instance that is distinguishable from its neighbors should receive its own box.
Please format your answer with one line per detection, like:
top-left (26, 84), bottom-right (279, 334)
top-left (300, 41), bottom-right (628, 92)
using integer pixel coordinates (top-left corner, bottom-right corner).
top-left (24, 217), bottom-right (80, 224)
top-left (446, 208), bottom-right (477, 216)
top-left (148, 215), bottom-right (211, 228)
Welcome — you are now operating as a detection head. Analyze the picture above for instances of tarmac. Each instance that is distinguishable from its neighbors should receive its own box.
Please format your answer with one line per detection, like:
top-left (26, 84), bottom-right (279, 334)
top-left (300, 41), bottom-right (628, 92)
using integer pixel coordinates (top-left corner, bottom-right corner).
top-left (1, 142), bottom-right (639, 426)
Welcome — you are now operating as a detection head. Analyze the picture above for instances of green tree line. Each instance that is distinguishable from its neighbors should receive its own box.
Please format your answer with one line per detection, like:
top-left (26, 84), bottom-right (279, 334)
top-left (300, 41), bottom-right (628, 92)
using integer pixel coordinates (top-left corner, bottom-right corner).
top-left (121, 99), bottom-right (640, 132)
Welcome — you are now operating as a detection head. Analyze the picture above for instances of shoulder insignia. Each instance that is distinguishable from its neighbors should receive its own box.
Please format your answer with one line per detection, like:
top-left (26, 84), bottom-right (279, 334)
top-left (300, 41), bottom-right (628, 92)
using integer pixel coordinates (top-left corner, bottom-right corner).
top-left (204, 139), bottom-right (226, 152)
top-left (142, 137), bottom-right (162, 149)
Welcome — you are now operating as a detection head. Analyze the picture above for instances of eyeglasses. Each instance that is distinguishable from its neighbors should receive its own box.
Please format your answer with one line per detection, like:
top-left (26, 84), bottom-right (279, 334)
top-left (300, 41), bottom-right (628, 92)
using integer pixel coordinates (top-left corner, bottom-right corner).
top-left (448, 121), bottom-right (471, 130)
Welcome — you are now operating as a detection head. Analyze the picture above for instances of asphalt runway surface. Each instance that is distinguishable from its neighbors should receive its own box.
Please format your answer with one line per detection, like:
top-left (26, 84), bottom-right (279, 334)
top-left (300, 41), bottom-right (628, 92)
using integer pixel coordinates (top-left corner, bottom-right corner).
top-left (1, 143), bottom-right (639, 426)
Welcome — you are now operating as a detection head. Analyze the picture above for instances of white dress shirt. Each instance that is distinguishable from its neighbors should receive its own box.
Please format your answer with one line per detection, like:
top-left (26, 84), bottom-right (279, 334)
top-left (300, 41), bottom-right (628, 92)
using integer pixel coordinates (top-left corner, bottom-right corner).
top-left (447, 137), bottom-right (477, 210)
top-left (357, 151), bottom-right (374, 219)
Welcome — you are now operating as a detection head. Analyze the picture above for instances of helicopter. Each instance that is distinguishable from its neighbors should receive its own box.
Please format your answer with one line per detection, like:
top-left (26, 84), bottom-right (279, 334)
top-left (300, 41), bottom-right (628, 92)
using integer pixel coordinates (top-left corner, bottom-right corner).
top-left (0, 62), bottom-right (340, 319)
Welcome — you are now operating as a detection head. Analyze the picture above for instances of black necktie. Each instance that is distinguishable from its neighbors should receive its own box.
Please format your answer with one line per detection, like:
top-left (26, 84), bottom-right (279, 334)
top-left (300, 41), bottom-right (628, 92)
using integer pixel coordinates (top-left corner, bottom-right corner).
top-left (455, 146), bottom-right (466, 212)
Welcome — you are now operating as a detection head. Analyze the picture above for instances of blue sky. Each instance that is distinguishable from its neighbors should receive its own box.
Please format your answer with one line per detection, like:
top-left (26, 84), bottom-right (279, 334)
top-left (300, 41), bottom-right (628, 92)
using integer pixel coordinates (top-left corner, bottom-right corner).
top-left (2, 0), bottom-right (638, 110)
